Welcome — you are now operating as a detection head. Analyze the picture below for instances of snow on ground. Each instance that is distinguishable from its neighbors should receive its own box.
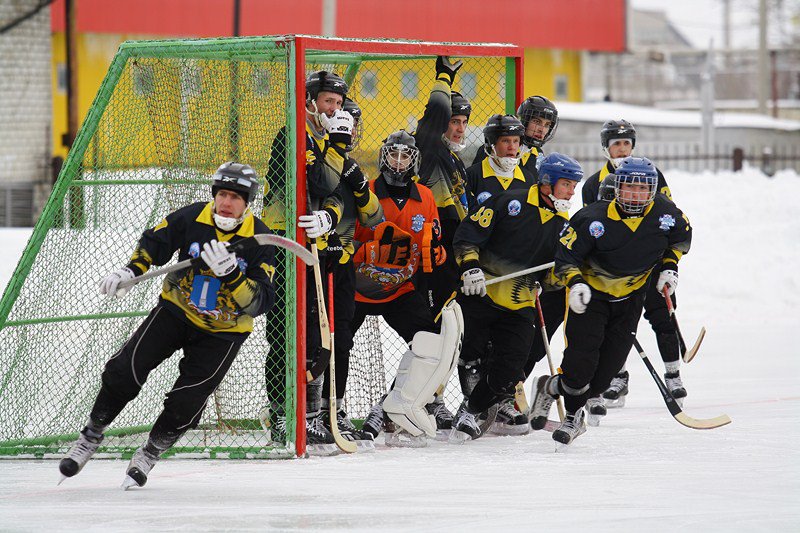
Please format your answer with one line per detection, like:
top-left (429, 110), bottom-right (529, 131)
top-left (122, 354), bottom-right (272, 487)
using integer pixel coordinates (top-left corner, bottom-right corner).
top-left (1, 168), bottom-right (799, 532)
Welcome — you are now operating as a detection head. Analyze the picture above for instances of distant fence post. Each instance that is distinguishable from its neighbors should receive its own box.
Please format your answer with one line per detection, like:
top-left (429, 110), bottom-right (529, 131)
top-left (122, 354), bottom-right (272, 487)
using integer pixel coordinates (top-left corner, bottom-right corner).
top-left (732, 147), bottom-right (744, 171)
top-left (762, 147), bottom-right (775, 177)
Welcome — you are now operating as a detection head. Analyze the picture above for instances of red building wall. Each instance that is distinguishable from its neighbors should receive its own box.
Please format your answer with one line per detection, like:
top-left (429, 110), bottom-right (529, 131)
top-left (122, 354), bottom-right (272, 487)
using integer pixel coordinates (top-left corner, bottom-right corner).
top-left (51, 0), bottom-right (625, 52)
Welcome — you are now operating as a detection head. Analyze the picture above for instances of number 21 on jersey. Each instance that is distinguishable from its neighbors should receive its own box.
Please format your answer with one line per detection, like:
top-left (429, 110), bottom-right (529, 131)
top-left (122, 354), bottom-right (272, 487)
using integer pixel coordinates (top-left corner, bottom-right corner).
top-left (559, 225), bottom-right (577, 250)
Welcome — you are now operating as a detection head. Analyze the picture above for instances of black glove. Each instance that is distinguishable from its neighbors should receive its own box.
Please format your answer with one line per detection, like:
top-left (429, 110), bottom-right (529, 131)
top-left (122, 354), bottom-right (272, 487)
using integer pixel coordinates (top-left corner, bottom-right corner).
top-left (436, 55), bottom-right (463, 86)
top-left (325, 232), bottom-right (345, 269)
top-left (341, 157), bottom-right (368, 194)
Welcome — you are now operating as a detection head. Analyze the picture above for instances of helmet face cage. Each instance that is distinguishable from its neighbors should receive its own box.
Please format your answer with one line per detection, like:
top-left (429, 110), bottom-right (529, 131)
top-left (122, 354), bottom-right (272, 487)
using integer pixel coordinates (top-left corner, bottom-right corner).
top-left (613, 157), bottom-right (657, 214)
top-left (517, 96), bottom-right (558, 148)
top-left (379, 131), bottom-right (420, 183)
top-left (212, 162), bottom-right (259, 204)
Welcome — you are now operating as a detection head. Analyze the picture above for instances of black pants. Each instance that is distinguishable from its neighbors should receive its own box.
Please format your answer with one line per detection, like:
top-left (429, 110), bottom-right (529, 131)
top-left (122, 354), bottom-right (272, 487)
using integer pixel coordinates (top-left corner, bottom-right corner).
top-left (322, 259), bottom-right (357, 401)
top-left (559, 292), bottom-right (645, 413)
top-left (457, 295), bottom-right (535, 413)
top-left (524, 288), bottom-right (566, 377)
top-left (643, 275), bottom-right (680, 364)
top-left (424, 217), bottom-right (460, 317)
top-left (90, 306), bottom-right (243, 452)
top-left (347, 290), bottom-right (437, 399)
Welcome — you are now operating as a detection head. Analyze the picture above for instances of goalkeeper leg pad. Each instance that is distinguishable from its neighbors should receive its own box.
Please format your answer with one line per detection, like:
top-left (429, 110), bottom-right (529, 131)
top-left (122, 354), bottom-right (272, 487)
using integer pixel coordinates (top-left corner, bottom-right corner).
top-left (383, 300), bottom-right (464, 437)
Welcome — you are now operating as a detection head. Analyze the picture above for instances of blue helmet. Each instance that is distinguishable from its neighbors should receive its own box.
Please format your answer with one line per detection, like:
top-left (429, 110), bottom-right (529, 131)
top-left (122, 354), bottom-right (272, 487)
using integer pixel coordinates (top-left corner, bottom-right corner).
top-left (538, 153), bottom-right (584, 187)
top-left (613, 156), bottom-right (657, 214)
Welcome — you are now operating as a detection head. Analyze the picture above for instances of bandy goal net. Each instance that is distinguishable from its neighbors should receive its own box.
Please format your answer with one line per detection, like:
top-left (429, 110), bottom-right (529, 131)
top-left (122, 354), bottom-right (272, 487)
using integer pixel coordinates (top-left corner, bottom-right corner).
top-left (0, 35), bottom-right (522, 459)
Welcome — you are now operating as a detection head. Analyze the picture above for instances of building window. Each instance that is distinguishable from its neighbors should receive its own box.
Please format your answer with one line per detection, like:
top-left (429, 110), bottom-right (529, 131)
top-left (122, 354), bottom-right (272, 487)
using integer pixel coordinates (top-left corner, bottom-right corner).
top-left (132, 63), bottom-right (155, 96)
top-left (400, 71), bottom-right (419, 99)
top-left (460, 72), bottom-right (477, 101)
top-left (555, 75), bottom-right (569, 100)
top-left (56, 63), bottom-right (67, 94)
top-left (252, 68), bottom-right (270, 97)
top-left (360, 71), bottom-right (378, 99)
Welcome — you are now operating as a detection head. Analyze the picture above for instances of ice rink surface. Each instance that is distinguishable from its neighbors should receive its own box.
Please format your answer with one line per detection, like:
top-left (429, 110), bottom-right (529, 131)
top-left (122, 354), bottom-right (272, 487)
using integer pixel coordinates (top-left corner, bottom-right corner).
top-left (1, 167), bottom-right (799, 531)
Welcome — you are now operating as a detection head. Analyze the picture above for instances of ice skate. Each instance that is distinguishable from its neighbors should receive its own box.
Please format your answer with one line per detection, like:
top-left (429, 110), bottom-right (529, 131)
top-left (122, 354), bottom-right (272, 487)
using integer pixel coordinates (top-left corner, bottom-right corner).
top-left (602, 370), bottom-right (629, 408)
top-left (552, 408), bottom-right (587, 451)
top-left (384, 428), bottom-right (428, 448)
top-left (305, 412), bottom-right (339, 456)
top-left (121, 445), bottom-right (159, 490)
top-left (490, 397), bottom-right (530, 436)
top-left (585, 396), bottom-right (607, 427)
top-left (530, 375), bottom-right (558, 431)
top-left (448, 402), bottom-right (497, 444)
top-left (664, 371), bottom-right (687, 408)
top-left (426, 397), bottom-right (454, 441)
top-left (58, 428), bottom-right (104, 484)
top-left (361, 401), bottom-right (385, 440)
top-left (332, 408), bottom-right (375, 452)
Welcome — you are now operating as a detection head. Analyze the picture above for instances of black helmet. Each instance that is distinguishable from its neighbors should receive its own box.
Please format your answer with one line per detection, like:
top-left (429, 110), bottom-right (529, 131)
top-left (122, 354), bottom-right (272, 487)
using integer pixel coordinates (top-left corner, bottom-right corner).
top-left (600, 119), bottom-right (636, 149)
top-left (211, 162), bottom-right (259, 204)
top-left (483, 114), bottom-right (525, 152)
top-left (450, 91), bottom-right (472, 119)
top-left (342, 97), bottom-right (361, 122)
top-left (305, 70), bottom-right (348, 101)
top-left (378, 130), bottom-right (420, 185)
top-left (516, 95), bottom-right (558, 148)
top-left (341, 97), bottom-right (362, 151)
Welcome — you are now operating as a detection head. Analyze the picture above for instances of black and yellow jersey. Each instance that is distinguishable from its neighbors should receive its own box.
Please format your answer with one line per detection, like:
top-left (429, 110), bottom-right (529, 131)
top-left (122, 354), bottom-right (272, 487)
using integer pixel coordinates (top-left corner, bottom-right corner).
top-left (556, 194), bottom-right (691, 301)
top-left (326, 145), bottom-right (384, 264)
top-left (465, 157), bottom-right (537, 211)
top-left (127, 202), bottom-right (276, 339)
top-left (415, 80), bottom-right (469, 223)
top-left (582, 160), bottom-right (672, 207)
top-left (453, 185), bottom-right (568, 312)
top-left (261, 122), bottom-right (346, 249)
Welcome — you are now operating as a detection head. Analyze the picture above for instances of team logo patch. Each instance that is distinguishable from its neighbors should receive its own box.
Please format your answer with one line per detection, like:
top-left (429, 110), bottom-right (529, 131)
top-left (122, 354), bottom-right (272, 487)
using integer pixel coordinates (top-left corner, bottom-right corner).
top-left (659, 214), bottom-right (676, 231)
top-left (507, 200), bottom-right (521, 216)
top-left (237, 257), bottom-right (248, 272)
top-left (189, 242), bottom-right (201, 258)
top-left (589, 221), bottom-right (605, 238)
top-left (477, 191), bottom-right (492, 205)
top-left (411, 214), bottom-right (425, 233)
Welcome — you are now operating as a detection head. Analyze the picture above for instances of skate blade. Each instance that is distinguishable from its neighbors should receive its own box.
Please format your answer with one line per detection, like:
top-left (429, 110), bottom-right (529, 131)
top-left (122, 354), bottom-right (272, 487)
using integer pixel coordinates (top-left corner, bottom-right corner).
top-left (307, 443), bottom-right (341, 457)
top-left (120, 476), bottom-right (141, 491)
top-left (489, 422), bottom-right (530, 436)
top-left (355, 440), bottom-right (376, 452)
top-left (385, 431), bottom-right (427, 448)
top-left (675, 397), bottom-right (685, 409)
top-left (555, 442), bottom-right (571, 453)
top-left (447, 428), bottom-right (474, 445)
top-left (434, 429), bottom-right (451, 442)
top-left (586, 413), bottom-right (603, 427)
top-left (57, 474), bottom-right (69, 486)
top-left (604, 396), bottom-right (626, 408)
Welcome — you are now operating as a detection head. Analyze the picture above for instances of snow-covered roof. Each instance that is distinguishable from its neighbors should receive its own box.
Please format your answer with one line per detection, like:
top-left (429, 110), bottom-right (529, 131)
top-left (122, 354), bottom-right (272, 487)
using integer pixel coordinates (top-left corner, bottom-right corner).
top-left (556, 101), bottom-right (800, 131)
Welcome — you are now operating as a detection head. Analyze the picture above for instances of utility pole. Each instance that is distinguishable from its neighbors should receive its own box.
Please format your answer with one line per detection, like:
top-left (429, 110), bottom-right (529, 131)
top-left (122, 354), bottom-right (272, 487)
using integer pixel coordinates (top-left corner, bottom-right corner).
top-left (701, 41), bottom-right (715, 155)
top-left (758, 0), bottom-right (769, 114)
top-left (322, 0), bottom-right (336, 37)
top-left (722, 0), bottom-right (731, 68)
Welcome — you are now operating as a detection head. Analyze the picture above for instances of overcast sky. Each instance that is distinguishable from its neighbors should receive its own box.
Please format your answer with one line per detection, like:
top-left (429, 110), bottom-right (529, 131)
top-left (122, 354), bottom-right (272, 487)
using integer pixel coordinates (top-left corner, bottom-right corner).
top-left (630, 0), bottom-right (784, 50)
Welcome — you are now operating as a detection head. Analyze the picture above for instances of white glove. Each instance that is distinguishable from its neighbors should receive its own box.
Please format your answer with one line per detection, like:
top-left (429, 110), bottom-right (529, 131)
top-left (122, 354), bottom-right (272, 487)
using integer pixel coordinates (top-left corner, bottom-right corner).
top-left (461, 268), bottom-right (487, 297)
top-left (318, 109), bottom-right (354, 136)
top-left (298, 210), bottom-right (333, 238)
top-left (200, 240), bottom-right (237, 278)
top-left (568, 283), bottom-right (591, 314)
top-left (656, 269), bottom-right (679, 296)
top-left (99, 267), bottom-right (136, 299)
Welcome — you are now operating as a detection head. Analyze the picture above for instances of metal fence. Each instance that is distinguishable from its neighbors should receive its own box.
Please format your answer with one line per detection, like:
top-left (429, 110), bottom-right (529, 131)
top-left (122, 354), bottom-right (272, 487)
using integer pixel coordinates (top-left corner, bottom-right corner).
top-left (548, 141), bottom-right (800, 175)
